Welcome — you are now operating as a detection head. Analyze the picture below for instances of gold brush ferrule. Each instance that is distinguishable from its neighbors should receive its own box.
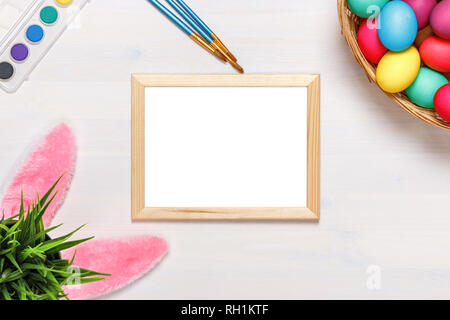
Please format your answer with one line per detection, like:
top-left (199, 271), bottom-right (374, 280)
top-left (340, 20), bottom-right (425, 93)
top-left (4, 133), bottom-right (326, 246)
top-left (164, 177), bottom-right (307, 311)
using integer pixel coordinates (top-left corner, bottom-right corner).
top-left (213, 50), bottom-right (227, 62)
top-left (210, 42), bottom-right (244, 73)
top-left (190, 33), bottom-right (226, 62)
top-left (211, 33), bottom-right (237, 62)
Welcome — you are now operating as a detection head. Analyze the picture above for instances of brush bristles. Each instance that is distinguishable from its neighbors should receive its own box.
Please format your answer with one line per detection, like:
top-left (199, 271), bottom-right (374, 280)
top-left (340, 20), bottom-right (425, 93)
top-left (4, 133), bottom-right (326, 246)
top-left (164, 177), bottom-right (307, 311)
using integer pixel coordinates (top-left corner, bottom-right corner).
top-left (229, 59), bottom-right (244, 74)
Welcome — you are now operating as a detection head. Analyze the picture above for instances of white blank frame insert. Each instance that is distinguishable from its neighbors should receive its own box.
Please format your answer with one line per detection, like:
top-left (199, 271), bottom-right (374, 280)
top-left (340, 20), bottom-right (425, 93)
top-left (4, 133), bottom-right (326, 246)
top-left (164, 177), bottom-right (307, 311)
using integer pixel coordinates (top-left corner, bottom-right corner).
top-left (131, 74), bottom-right (320, 221)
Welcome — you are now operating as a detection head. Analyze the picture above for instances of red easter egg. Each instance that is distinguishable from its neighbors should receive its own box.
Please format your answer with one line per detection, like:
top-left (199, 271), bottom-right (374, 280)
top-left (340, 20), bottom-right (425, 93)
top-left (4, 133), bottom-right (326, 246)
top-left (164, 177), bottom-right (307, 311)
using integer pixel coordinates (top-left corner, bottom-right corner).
top-left (434, 84), bottom-right (450, 122)
top-left (357, 19), bottom-right (388, 64)
top-left (419, 36), bottom-right (450, 72)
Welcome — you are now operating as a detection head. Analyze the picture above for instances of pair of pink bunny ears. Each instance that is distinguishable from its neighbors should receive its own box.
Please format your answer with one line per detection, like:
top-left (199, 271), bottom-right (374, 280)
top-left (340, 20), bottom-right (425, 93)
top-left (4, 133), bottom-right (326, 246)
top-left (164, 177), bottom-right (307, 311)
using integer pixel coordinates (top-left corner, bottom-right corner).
top-left (0, 124), bottom-right (168, 299)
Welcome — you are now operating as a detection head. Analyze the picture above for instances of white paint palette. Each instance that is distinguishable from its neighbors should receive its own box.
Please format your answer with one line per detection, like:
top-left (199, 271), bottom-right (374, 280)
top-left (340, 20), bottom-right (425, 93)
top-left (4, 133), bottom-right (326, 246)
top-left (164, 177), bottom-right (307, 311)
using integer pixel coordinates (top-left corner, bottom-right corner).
top-left (0, 0), bottom-right (88, 93)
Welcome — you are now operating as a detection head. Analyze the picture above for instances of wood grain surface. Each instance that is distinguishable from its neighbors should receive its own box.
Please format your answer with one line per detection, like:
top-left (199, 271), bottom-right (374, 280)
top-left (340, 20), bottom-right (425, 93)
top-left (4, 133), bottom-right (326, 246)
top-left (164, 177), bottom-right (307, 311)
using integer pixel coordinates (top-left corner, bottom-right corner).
top-left (0, 0), bottom-right (449, 299)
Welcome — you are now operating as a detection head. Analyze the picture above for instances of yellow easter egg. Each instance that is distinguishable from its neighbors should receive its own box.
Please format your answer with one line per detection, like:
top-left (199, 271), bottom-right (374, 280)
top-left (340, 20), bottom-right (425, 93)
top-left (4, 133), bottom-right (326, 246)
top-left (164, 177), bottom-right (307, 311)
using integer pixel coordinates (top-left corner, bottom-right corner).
top-left (376, 46), bottom-right (421, 93)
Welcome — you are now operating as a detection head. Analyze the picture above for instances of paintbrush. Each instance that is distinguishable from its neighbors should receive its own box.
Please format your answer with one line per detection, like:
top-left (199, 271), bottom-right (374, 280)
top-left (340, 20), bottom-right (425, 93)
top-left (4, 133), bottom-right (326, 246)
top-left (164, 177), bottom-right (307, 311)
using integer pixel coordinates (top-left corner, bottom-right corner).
top-left (147, 0), bottom-right (227, 63)
top-left (164, 0), bottom-right (243, 73)
top-left (174, 0), bottom-right (238, 62)
top-left (147, 0), bottom-right (243, 73)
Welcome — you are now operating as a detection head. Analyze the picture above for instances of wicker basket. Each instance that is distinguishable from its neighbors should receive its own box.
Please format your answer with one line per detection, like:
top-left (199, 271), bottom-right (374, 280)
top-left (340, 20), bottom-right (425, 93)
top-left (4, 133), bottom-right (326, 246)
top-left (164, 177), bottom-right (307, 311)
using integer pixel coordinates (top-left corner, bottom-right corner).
top-left (337, 0), bottom-right (450, 130)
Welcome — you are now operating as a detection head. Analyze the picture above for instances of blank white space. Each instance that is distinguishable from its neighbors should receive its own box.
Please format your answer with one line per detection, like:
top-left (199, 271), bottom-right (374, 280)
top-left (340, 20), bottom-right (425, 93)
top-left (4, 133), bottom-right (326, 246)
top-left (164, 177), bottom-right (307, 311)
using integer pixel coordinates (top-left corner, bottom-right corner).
top-left (145, 87), bottom-right (308, 207)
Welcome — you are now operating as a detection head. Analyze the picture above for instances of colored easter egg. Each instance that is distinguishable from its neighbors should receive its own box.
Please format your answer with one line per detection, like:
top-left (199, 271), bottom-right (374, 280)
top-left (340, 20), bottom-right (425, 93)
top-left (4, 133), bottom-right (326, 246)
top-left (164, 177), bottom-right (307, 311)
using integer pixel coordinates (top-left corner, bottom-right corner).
top-left (405, 67), bottom-right (449, 108)
top-left (434, 84), bottom-right (450, 122)
top-left (378, 1), bottom-right (418, 52)
top-left (403, 0), bottom-right (437, 30)
top-left (358, 19), bottom-right (388, 64)
top-left (376, 46), bottom-right (421, 93)
top-left (347, 0), bottom-right (390, 18)
top-left (419, 36), bottom-right (450, 72)
top-left (430, 0), bottom-right (450, 40)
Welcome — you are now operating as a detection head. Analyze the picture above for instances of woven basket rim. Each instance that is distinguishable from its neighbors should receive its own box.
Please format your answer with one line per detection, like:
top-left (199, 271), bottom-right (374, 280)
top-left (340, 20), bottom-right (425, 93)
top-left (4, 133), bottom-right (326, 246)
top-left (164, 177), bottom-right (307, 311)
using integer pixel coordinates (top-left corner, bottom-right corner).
top-left (337, 0), bottom-right (450, 130)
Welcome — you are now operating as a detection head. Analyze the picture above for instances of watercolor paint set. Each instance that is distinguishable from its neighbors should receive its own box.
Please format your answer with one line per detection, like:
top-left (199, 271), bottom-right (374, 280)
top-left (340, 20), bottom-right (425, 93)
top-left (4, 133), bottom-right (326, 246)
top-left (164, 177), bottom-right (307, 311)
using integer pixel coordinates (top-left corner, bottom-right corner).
top-left (0, 0), bottom-right (88, 93)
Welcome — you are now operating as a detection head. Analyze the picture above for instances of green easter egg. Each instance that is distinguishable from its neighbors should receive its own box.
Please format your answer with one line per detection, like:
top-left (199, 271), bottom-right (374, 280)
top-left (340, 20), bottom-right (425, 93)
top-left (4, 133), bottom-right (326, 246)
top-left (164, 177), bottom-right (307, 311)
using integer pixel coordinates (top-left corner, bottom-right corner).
top-left (405, 67), bottom-right (449, 109)
top-left (347, 0), bottom-right (390, 18)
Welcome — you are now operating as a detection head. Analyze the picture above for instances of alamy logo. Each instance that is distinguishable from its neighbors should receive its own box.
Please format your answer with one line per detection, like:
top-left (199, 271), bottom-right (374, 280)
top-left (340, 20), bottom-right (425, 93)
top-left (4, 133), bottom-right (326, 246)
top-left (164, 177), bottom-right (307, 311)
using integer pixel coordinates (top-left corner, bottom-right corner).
top-left (367, 5), bottom-right (381, 30)
top-left (366, 265), bottom-right (382, 290)
top-left (66, 266), bottom-right (82, 289)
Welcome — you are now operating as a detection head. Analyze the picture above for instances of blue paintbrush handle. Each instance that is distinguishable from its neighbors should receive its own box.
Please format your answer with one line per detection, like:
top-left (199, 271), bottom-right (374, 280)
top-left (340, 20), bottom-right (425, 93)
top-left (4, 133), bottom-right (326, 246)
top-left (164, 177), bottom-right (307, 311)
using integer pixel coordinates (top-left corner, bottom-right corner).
top-left (165, 0), bottom-right (213, 43)
top-left (175, 0), bottom-right (213, 36)
top-left (147, 0), bottom-right (193, 36)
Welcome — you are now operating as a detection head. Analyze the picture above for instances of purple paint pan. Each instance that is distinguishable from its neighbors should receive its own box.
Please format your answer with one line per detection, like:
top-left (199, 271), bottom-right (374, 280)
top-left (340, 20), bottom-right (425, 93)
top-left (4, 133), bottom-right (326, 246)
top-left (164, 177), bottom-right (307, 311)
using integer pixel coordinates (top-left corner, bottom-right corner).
top-left (10, 43), bottom-right (29, 62)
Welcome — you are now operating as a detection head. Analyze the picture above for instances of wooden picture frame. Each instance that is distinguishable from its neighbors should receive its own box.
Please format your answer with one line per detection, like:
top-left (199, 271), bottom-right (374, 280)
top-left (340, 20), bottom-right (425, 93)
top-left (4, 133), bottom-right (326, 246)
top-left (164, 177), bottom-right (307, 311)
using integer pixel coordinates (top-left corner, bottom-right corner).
top-left (131, 74), bottom-right (320, 221)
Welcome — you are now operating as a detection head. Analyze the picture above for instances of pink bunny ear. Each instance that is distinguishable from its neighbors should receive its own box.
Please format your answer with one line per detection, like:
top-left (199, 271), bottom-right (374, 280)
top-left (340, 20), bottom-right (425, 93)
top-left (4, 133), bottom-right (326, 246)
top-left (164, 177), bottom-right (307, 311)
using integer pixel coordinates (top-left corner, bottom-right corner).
top-left (62, 236), bottom-right (168, 300)
top-left (1, 123), bottom-right (76, 227)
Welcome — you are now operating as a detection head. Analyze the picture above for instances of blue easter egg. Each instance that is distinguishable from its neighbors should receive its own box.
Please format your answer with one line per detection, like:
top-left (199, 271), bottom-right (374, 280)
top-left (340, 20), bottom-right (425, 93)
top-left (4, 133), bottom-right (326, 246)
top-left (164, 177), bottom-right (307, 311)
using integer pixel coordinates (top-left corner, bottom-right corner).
top-left (378, 1), bottom-right (418, 52)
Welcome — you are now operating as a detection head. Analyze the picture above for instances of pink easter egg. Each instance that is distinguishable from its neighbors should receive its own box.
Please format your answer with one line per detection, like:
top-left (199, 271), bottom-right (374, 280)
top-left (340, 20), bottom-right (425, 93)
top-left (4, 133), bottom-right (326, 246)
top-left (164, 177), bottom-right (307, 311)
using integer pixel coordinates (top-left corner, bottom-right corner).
top-left (403, 0), bottom-right (437, 30)
top-left (419, 36), bottom-right (450, 72)
top-left (434, 83), bottom-right (450, 122)
top-left (357, 19), bottom-right (388, 64)
top-left (430, 0), bottom-right (450, 39)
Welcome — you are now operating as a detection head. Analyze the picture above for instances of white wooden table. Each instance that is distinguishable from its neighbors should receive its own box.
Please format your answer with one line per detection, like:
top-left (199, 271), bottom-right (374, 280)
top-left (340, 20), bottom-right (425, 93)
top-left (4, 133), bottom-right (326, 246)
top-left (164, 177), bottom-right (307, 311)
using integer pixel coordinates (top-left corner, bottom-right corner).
top-left (1, 0), bottom-right (450, 299)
